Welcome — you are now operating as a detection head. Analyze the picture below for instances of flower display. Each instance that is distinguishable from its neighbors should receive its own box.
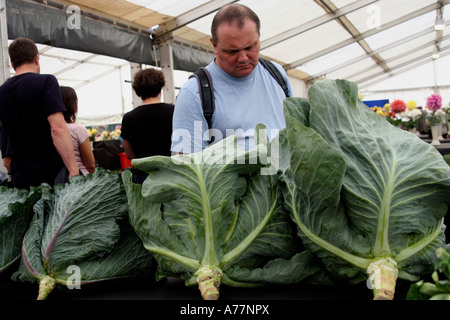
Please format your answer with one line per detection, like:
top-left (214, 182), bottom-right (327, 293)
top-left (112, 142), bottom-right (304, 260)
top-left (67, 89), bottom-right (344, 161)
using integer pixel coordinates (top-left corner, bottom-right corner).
top-left (100, 129), bottom-right (122, 140)
top-left (401, 108), bottom-right (422, 130)
top-left (87, 128), bottom-right (97, 142)
top-left (410, 108), bottom-right (422, 119)
top-left (110, 129), bottom-right (121, 140)
top-left (407, 100), bottom-right (417, 110)
top-left (443, 104), bottom-right (450, 119)
top-left (101, 130), bottom-right (110, 140)
top-left (425, 93), bottom-right (444, 126)
top-left (358, 92), bottom-right (364, 100)
top-left (390, 99), bottom-right (407, 114)
top-left (372, 106), bottom-right (385, 117)
top-left (371, 105), bottom-right (400, 126)
top-left (426, 94), bottom-right (442, 112)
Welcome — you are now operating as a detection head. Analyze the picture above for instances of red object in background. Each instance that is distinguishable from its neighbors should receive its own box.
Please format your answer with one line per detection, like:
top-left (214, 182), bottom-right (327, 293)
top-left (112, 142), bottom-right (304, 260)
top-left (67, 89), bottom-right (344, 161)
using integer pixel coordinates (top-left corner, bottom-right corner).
top-left (118, 152), bottom-right (132, 170)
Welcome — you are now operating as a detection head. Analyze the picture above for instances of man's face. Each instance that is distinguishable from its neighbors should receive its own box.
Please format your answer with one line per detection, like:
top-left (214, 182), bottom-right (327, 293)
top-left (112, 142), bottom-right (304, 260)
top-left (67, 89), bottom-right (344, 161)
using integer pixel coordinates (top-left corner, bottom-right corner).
top-left (211, 19), bottom-right (260, 78)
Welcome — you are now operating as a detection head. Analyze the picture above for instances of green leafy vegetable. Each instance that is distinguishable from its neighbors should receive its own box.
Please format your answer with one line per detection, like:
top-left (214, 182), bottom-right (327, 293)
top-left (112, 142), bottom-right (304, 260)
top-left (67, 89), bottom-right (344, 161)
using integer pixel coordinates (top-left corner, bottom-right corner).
top-left (406, 247), bottom-right (450, 300)
top-left (444, 154), bottom-right (450, 166)
top-left (123, 133), bottom-right (326, 300)
top-left (14, 169), bottom-right (153, 300)
top-left (1, 186), bottom-right (40, 274)
top-left (279, 79), bottom-right (450, 300)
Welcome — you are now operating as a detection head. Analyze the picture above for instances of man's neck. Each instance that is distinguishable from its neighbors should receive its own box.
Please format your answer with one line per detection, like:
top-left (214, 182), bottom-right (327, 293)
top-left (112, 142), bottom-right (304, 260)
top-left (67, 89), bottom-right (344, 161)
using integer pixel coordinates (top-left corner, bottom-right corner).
top-left (14, 64), bottom-right (38, 76)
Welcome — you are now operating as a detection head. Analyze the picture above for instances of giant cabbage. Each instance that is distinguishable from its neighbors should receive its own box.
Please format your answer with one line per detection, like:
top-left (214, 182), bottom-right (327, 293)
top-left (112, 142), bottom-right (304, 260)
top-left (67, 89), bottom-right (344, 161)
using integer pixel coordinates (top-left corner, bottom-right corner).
top-left (122, 133), bottom-right (328, 300)
top-left (14, 169), bottom-right (154, 300)
top-left (0, 186), bottom-right (40, 274)
top-left (278, 79), bottom-right (450, 300)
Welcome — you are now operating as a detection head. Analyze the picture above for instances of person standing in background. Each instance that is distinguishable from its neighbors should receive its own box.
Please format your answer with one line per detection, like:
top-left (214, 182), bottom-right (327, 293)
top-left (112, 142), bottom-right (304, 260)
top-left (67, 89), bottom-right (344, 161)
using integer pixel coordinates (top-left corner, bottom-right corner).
top-left (0, 38), bottom-right (78, 189)
top-left (121, 68), bottom-right (174, 159)
top-left (61, 86), bottom-right (96, 176)
top-left (120, 68), bottom-right (174, 183)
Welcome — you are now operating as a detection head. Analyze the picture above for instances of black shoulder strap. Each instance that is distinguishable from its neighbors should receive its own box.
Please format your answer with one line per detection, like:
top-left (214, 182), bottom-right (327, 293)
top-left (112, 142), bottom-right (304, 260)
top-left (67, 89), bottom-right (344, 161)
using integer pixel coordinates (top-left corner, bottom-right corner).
top-left (189, 67), bottom-right (215, 129)
top-left (190, 59), bottom-right (289, 132)
top-left (258, 57), bottom-right (290, 98)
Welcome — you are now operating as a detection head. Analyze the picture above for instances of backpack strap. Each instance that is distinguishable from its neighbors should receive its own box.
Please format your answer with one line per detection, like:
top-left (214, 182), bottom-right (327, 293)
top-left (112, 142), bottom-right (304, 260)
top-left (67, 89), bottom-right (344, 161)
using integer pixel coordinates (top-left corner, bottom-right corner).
top-left (190, 59), bottom-right (289, 137)
top-left (189, 67), bottom-right (215, 130)
top-left (258, 57), bottom-right (290, 98)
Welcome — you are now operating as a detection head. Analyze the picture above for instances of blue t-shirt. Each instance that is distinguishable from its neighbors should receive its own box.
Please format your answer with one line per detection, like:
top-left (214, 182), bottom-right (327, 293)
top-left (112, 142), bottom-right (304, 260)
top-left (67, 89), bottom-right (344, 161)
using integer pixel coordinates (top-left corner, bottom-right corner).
top-left (171, 60), bottom-right (293, 153)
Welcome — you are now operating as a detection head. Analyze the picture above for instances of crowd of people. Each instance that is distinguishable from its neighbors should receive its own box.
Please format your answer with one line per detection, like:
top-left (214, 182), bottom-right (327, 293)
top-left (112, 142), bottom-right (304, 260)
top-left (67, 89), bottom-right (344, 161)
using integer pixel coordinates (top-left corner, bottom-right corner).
top-left (0, 4), bottom-right (292, 189)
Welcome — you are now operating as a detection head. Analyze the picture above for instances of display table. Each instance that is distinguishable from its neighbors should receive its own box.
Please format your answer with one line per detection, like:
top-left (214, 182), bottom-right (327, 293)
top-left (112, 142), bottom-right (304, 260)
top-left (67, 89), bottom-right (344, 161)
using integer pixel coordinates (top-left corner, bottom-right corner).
top-left (1, 272), bottom-right (411, 301)
top-left (1, 276), bottom-right (416, 317)
top-left (434, 143), bottom-right (450, 156)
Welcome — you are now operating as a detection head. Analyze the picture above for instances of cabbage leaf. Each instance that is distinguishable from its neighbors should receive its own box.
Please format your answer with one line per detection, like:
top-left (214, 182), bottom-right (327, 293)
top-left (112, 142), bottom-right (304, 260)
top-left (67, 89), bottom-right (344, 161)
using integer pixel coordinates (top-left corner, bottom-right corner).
top-left (279, 79), bottom-right (450, 300)
top-left (15, 169), bottom-right (153, 299)
top-left (0, 186), bottom-right (40, 274)
top-left (123, 133), bottom-right (327, 300)
top-left (406, 247), bottom-right (450, 300)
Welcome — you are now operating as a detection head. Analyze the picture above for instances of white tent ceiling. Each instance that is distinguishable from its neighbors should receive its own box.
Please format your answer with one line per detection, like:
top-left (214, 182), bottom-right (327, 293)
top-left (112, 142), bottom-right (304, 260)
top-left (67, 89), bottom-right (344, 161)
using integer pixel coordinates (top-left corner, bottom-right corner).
top-left (4, 0), bottom-right (450, 122)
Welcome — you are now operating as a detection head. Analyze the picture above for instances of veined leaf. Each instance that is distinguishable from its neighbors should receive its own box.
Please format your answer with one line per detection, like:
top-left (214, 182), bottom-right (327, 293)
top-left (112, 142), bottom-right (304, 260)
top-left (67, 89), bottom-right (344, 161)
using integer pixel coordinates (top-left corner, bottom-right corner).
top-left (123, 134), bottom-right (322, 300)
top-left (280, 79), bottom-right (450, 299)
top-left (16, 169), bottom-right (153, 299)
top-left (0, 186), bottom-right (40, 274)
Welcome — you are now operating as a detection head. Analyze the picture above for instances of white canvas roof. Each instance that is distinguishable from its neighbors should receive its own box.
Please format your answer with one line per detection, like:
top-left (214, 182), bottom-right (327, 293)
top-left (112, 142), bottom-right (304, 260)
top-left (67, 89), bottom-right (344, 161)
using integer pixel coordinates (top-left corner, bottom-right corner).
top-left (2, 0), bottom-right (450, 122)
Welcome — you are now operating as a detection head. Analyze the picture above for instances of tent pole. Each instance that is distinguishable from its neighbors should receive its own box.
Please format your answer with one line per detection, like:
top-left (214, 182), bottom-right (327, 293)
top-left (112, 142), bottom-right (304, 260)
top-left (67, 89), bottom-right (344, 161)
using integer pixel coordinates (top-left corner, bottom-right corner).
top-left (0, 0), bottom-right (10, 85)
top-left (158, 34), bottom-right (176, 105)
top-left (130, 62), bottom-right (142, 109)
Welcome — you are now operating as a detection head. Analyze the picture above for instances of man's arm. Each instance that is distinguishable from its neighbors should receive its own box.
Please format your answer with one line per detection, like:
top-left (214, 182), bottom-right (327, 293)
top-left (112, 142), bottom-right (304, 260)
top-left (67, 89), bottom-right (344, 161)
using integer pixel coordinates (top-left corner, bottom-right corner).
top-left (47, 112), bottom-right (79, 178)
top-left (2, 155), bottom-right (11, 172)
top-left (122, 139), bottom-right (135, 160)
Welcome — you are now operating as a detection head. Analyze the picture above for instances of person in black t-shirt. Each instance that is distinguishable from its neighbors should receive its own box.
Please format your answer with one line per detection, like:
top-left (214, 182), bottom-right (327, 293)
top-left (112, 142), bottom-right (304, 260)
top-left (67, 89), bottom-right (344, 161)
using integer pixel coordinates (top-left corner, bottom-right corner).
top-left (0, 38), bottom-right (79, 189)
top-left (121, 68), bottom-right (174, 159)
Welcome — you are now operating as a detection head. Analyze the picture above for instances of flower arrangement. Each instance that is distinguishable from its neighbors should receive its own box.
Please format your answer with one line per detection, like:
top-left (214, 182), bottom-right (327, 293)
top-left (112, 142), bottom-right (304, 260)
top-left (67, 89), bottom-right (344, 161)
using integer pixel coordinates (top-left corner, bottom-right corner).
top-left (358, 92), bottom-right (364, 100)
top-left (402, 108), bottom-right (422, 130)
top-left (87, 128), bottom-right (97, 142)
top-left (426, 93), bottom-right (444, 126)
top-left (371, 105), bottom-right (401, 126)
top-left (443, 104), bottom-right (450, 119)
top-left (426, 94), bottom-right (442, 112)
top-left (100, 129), bottom-right (121, 141)
top-left (110, 129), bottom-right (121, 140)
top-left (101, 130), bottom-right (111, 140)
top-left (371, 106), bottom-right (387, 117)
top-left (407, 100), bottom-right (417, 110)
top-left (390, 99), bottom-right (407, 114)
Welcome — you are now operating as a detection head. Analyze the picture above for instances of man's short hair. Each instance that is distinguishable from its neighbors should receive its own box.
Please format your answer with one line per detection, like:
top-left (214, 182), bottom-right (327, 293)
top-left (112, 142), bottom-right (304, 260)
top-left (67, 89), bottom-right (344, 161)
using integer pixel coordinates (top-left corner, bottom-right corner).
top-left (211, 4), bottom-right (261, 45)
top-left (8, 38), bottom-right (39, 69)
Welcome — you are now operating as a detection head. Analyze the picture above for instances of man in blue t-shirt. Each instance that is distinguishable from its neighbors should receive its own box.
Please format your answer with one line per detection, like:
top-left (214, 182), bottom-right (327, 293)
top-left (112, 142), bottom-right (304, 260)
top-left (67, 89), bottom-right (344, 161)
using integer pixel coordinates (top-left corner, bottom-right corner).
top-left (171, 4), bottom-right (293, 154)
top-left (0, 38), bottom-right (79, 189)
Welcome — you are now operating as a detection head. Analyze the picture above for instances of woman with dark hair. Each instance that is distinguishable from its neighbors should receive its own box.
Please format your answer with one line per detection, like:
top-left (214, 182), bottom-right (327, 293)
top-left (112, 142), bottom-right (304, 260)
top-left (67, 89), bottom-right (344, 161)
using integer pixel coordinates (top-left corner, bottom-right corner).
top-left (60, 86), bottom-right (96, 176)
top-left (120, 68), bottom-right (174, 159)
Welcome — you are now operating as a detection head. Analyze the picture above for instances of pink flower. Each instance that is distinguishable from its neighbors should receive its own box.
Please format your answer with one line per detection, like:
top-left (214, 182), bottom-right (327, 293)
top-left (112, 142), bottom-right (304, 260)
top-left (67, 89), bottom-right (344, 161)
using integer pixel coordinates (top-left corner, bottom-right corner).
top-left (390, 99), bottom-right (407, 114)
top-left (426, 94), bottom-right (442, 112)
